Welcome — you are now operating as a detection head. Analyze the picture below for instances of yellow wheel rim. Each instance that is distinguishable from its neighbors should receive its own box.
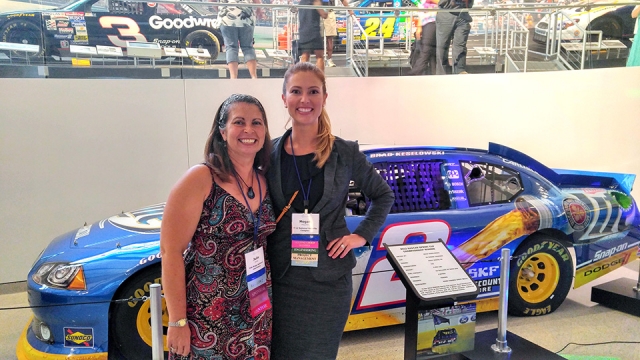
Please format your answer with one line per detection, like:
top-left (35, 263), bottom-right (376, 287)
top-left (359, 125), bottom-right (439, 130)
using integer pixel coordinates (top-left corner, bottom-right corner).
top-left (135, 297), bottom-right (169, 351)
top-left (516, 253), bottom-right (560, 304)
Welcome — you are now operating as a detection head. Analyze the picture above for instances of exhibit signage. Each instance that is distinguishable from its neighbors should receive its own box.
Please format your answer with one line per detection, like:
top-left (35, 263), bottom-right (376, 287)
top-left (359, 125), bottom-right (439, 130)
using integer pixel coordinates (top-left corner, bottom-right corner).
top-left (386, 241), bottom-right (478, 303)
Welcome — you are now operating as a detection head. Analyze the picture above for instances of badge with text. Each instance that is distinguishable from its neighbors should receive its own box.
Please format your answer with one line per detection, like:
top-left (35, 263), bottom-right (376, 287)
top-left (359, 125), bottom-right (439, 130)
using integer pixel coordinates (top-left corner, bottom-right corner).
top-left (245, 247), bottom-right (271, 317)
top-left (291, 213), bottom-right (320, 267)
top-left (63, 327), bottom-right (94, 348)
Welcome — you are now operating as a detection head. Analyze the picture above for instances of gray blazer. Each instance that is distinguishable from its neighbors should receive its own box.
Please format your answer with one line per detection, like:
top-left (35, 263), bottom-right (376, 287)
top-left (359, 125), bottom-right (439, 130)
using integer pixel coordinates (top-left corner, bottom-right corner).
top-left (266, 129), bottom-right (394, 282)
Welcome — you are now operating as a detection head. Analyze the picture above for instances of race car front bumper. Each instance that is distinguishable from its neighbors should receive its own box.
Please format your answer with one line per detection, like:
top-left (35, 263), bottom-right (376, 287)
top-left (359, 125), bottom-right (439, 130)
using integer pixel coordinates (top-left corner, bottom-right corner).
top-left (16, 317), bottom-right (107, 360)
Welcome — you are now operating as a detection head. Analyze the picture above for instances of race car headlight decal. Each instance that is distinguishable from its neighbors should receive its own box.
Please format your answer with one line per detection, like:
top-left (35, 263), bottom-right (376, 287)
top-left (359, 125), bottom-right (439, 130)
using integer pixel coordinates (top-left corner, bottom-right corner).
top-left (32, 263), bottom-right (86, 290)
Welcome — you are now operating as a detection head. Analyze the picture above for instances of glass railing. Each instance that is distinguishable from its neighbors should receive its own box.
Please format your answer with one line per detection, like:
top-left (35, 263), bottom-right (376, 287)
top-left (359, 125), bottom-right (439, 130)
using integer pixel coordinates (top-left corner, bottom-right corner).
top-left (0, 0), bottom-right (637, 78)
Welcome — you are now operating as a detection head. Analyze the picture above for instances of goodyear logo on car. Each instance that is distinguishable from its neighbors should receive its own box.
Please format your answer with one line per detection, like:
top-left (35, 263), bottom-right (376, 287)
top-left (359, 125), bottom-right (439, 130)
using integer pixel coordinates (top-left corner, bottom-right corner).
top-left (63, 327), bottom-right (94, 347)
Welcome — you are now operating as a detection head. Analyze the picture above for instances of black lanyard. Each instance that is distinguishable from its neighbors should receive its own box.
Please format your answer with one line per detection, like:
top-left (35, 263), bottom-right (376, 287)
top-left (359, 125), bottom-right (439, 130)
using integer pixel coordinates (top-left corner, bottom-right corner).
top-left (289, 135), bottom-right (312, 213)
top-left (233, 169), bottom-right (262, 244)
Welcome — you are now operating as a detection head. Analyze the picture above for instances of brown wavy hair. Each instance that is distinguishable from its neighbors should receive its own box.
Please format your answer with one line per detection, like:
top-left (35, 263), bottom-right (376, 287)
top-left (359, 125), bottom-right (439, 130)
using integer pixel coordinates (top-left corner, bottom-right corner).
top-left (204, 94), bottom-right (273, 181)
top-left (282, 62), bottom-right (335, 168)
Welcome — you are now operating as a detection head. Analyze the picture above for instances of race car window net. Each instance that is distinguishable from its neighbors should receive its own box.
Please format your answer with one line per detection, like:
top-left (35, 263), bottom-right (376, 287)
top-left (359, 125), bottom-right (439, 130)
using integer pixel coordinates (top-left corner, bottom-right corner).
top-left (461, 162), bottom-right (522, 206)
top-left (109, 0), bottom-right (144, 14)
top-left (372, 160), bottom-right (451, 213)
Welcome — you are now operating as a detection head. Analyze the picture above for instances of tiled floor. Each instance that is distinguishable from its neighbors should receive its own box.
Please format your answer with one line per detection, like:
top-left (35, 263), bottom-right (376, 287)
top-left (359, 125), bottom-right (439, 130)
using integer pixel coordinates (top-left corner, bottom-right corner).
top-left (2, 264), bottom-right (639, 359)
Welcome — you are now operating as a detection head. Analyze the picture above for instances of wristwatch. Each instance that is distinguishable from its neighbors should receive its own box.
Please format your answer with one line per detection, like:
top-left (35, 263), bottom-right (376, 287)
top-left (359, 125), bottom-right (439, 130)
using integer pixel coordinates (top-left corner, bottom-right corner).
top-left (168, 318), bottom-right (187, 327)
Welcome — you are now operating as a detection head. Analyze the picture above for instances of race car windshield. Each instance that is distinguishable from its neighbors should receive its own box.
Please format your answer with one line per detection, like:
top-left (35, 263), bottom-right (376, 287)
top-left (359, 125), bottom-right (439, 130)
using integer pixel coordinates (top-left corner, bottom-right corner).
top-left (570, 0), bottom-right (607, 12)
top-left (189, 4), bottom-right (217, 16)
top-left (58, 0), bottom-right (106, 11)
top-left (58, 0), bottom-right (85, 10)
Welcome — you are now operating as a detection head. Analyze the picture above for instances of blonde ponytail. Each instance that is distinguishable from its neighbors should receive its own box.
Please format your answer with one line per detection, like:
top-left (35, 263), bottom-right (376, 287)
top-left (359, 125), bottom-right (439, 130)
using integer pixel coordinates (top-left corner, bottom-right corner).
top-left (314, 108), bottom-right (334, 168)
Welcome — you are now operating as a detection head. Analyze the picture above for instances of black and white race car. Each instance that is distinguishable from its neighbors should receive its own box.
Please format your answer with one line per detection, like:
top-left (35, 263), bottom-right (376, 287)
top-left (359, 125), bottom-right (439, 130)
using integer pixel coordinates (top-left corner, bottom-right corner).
top-left (0, 0), bottom-right (222, 63)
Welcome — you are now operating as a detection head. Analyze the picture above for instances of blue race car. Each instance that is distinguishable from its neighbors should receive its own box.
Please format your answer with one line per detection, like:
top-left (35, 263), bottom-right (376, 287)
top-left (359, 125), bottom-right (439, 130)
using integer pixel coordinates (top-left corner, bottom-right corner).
top-left (17, 143), bottom-right (640, 359)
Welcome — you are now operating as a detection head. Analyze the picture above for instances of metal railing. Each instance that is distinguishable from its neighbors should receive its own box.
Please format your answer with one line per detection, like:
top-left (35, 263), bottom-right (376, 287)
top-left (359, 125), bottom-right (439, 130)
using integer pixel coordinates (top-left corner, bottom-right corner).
top-left (553, 10), bottom-right (605, 70)
top-left (501, 11), bottom-right (530, 72)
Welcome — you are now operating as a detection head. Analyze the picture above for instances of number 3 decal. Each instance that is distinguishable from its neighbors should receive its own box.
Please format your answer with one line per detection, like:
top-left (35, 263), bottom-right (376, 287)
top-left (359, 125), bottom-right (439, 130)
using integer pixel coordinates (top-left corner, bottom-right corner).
top-left (354, 220), bottom-right (451, 312)
top-left (99, 16), bottom-right (147, 47)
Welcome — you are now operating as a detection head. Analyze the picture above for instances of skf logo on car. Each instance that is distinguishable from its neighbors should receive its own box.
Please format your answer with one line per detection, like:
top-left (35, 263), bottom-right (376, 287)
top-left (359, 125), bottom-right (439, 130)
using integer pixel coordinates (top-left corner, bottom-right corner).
top-left (468, 265), bottom-right (499, 278)
top-left (149, 15), bottom-right (216, 30)
top-left (63, 327), bottom-right (94, 347)
top-left (108, 204), bottom-right (164, 233)
top-left (563, 198), bottom-right (591, 231)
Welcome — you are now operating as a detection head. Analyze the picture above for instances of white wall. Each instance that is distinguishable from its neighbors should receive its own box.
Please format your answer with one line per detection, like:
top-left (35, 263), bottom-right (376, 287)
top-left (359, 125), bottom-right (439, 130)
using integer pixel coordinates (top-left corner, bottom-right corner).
top-left (1, 67), bottom-right (640, 283)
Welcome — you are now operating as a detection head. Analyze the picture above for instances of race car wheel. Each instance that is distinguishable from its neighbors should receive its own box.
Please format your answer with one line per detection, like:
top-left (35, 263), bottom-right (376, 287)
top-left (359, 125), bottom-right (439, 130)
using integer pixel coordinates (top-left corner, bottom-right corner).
top-left (109, 265), bottom-right (168, 360)
top-left (588, 17), bottom-right (623, 40)
top-left (508, 234), bottom-right (573, 316)
top-left (183, 29), bottom-right (220, 65)
top-left (0, 20), bottom-right (45, 60)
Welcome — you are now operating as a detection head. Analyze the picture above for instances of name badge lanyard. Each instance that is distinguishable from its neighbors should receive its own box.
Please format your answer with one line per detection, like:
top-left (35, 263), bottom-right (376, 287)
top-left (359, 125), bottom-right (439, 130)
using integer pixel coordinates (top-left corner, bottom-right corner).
top-left (289, 136), bottom-right (320, 267)
top-left (290, 135), bottom-right (312, 214)
top-left (233, 168), bottom-right (262, 245)
top-left (235, 169), bottom-right (271, 317)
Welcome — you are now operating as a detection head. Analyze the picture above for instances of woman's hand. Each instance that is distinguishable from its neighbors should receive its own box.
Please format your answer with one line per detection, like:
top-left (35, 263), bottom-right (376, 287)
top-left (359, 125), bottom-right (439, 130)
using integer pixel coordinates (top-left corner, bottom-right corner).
top-left (167, 325), bottom-right (191, 357)
top-left (327, 234), bottom-right (366, 259)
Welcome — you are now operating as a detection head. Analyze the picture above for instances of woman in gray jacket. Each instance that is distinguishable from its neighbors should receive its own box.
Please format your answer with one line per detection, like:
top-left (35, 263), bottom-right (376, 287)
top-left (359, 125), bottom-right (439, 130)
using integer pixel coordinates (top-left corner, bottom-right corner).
top-left (267, 62), bottom-right (394, 359)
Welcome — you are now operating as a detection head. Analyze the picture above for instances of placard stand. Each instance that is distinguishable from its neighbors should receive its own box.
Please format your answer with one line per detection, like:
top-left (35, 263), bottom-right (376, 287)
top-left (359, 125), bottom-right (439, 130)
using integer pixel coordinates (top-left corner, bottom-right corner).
top-left (590, 258), bottom-right (640, 317)
top-left (386, 242), bottom-right (565, 360)
top-left (385, 241), bottom-right (479, 360)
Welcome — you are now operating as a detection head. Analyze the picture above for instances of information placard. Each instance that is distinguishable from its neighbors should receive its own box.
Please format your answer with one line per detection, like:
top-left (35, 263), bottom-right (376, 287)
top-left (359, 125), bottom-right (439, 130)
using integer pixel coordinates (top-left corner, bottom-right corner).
top-left (385, 241), bottom-right (478, 303)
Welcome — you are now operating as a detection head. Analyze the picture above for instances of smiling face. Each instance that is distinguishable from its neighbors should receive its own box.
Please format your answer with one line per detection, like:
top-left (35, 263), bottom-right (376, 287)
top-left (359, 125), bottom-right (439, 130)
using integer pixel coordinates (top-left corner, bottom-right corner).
top-left (282, 70), bottom-right (328, 127)
top-left (220, 102), bottom-right (266, 162)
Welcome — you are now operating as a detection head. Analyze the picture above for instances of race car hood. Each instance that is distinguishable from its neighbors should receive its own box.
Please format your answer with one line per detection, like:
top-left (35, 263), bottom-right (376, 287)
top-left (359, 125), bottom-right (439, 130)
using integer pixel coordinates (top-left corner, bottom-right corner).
top-left (37, 204), bottom-right (164, 263)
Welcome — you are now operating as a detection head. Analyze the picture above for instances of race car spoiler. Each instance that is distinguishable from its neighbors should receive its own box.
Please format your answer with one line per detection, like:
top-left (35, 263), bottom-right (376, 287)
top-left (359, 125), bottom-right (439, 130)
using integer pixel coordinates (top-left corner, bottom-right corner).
top-left (488, 143), bottom-right (635, 195)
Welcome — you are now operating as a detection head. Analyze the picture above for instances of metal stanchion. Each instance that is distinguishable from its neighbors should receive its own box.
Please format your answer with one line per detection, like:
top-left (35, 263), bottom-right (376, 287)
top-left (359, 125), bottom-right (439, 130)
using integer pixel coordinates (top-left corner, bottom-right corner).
top-left (150, 283), bottom-right (164, 360)
top-left (633, 259), bottom-right (640, 292)
top-left (491, 248), bottom-right (512, 354)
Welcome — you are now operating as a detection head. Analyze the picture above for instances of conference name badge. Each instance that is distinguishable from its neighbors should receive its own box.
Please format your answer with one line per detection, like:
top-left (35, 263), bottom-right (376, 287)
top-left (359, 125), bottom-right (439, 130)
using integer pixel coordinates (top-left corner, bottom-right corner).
top-left (245, 247), bottom-right (271, 317)
top-left (291, 213), bottom-right (320, 267)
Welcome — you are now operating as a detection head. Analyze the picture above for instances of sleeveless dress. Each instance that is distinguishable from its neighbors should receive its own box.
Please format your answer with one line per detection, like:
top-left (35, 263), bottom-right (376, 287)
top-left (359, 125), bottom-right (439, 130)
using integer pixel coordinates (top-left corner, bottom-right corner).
top-left (172, 168), bottom-right (276, 360)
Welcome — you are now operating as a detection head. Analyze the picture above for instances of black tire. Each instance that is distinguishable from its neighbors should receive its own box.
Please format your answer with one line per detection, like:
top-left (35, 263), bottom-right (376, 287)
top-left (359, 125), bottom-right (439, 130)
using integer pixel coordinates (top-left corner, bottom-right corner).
top-left (109, 265), bottom-right (168, 360)
top-left (508, 234), bottom-right (573, 316)
top-left (588, 17), bottom-right (623, 41)
top-left (0, 20), bottom-right (45, 60)
top-left (182, 29), bottom-right (220, 65)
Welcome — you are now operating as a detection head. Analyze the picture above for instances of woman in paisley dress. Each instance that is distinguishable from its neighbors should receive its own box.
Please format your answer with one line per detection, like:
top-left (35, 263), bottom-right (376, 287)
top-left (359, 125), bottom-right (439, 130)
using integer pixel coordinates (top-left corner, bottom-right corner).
top-left (161, 94), bottom-right (275, 359)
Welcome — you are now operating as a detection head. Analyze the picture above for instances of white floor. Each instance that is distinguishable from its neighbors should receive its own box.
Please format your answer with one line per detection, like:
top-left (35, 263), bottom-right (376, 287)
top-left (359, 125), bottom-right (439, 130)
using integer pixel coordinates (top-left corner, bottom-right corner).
top-left (2, 264), bottom-right (639, 360)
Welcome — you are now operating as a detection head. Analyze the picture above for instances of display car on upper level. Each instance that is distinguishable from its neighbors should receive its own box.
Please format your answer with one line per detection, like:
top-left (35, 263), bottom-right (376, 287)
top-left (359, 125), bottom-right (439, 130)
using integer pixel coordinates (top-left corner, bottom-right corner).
top-left (336, 0), bottom-right (420, 46)
top-left (0, 0), bottom-right (222, 64)
top-left (532, 1), bottom-right (636, 43)
top-left (16, 143), bottom-right (640, 359)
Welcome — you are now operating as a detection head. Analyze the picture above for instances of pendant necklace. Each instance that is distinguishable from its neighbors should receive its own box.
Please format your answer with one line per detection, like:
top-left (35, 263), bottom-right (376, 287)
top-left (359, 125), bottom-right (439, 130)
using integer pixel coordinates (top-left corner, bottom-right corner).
top-left (233, 168), bottom-right (255, 199)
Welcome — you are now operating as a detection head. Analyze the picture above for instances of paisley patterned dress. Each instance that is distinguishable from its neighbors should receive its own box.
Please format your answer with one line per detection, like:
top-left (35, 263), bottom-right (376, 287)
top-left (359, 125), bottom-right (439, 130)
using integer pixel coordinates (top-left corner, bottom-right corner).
top-left (172, 169), bottom-right (276, 360)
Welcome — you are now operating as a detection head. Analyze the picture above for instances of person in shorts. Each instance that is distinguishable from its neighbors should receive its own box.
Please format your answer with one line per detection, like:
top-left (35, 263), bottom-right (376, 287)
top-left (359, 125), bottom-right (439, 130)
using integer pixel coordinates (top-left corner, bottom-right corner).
top-left (322, 0), bottom-right (354, 67)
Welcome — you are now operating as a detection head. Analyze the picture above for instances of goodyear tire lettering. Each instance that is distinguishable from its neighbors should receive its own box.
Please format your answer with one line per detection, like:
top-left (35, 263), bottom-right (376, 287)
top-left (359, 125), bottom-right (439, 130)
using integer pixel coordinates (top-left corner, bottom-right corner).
top-left (508, 234), bottom-right (573, 317)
